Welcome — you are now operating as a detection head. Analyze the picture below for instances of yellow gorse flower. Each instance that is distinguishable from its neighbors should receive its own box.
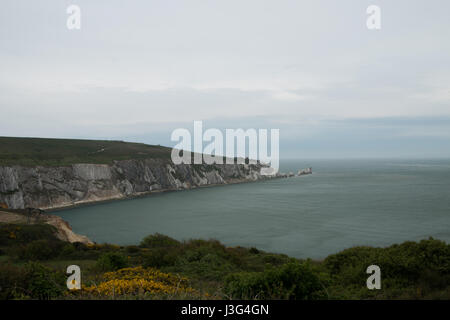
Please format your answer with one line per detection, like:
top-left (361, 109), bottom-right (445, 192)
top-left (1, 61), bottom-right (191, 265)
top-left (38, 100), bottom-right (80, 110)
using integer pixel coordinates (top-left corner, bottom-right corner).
top-left (82, 266), bottom-right (196, 297)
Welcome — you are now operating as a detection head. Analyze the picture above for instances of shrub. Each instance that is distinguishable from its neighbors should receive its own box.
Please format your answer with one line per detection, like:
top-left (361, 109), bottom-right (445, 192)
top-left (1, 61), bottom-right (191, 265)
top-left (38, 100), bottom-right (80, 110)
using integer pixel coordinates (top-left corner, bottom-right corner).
top-left (81, 266), bottom-right (196, 298)
top-left (323, 238), bottom-right (450, 299)
top-left (324, 238), bottom-right (450, 286)
top-left (142, 248), bottom-right (178, 268)
top-left (23, 262), bottom-right (65, 299)
top-left (0, 224), bottom-right (59, 245)
top-left (173, 250), bottom-right (236, 280)
top-left (224, 261), bottom-right (325, 300)
top-left (140, 233), bottom-right (180, 248)
top-left (0, 263), bottom-right (27, 299)
top-left (96, 252), bottom-right (129, 271)
top-left (1, 224), bottom-right (67, 261)
top-left (59, 243), bottom-right (76, 258)
top-left (166, 240), bottom-right (239, 280)
top-left (17, 239), bottom-right (61, 261)
top-left (125, 245), bottom-right (140, 254)
top-left (262, 254), bottom-right (289, 266)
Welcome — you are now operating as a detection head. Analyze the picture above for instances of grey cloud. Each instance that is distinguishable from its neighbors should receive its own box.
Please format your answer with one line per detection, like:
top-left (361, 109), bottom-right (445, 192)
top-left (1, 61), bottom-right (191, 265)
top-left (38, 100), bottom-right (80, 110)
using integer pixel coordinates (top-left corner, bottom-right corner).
top-left (1, 0), bottom-right (450, 158)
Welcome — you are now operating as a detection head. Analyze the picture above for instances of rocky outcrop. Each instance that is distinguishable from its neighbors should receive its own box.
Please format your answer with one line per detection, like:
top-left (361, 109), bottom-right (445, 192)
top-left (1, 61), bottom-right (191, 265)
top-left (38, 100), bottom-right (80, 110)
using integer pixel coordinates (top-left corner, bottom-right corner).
top-left (0, 210), bottom-right (92, 244)
top-left (43, 213), bottom-right (92, 244)
top-left (0, 159), bottom-right (274, 210)
top-left (297, 167), bottom-right (312, 176)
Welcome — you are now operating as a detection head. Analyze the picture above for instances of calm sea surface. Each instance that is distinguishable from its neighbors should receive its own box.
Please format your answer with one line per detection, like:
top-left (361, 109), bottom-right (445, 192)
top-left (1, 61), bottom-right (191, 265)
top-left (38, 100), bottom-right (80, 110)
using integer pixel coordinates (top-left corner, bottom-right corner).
top-left (54, 159), bottom-right (450, 259)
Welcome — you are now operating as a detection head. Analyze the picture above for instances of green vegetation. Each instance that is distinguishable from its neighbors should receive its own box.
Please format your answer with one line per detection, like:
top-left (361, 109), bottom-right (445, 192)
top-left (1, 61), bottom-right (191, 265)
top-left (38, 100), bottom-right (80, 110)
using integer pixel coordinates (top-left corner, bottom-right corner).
top-left (0, 222), bottom-right (449, 300)
top-left (223, 261), bottom-right (325, 299)
top-left (95, 252), bottom-right (129, 272)
top-left (0, 136), bottom-right (172, 166)
top-left (0, 261), bottom-right (66, 300)
top-left (140, 233), bottom-right (181, 248)
top-left (0, 136), bottom-right (255, 167)
top-left (324, 240), bottom-right (450, 299)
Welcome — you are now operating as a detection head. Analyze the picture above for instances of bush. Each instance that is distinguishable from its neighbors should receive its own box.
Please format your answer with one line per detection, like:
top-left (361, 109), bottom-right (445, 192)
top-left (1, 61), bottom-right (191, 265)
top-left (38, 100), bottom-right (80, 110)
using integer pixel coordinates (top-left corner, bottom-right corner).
top-left (59, 243), bottom-right (76, 258)
top-left (16, 239), bottom-right (62, 261)
top-left (224, 261), bottom-right (325, 300)
top-left (23, 262), bottom-right (65, 300)
top-left (140, 233), bottom-right (180, 248)
top-left (142, 248), bottom-right (178, 268)
top-left (125, 245), bottom-right (140, 254)
top-left (323, 238), bottom-right (450, 299)
top-left (0, 263), bottom-right (27, 299)
top-left (0, 224), bottom-right (67, 261)
top-left (81, 266), bottom-right (197, 298)
top-left (166, 240), bottom-right (239, 280)
top-left (171, 250), bottom-right (236, 280)
top-left (0, 224), bottom-right (59, 245)
top-left (95, 252), bottom-right (129, 271)
top-left (325, 238), bottom-right (450, 284)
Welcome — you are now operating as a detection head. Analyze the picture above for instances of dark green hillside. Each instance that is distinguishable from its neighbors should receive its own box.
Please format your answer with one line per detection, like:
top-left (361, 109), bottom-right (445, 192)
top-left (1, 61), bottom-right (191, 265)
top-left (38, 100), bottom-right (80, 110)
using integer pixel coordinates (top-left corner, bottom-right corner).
top-left (0, 137), bottom-right (172, 166)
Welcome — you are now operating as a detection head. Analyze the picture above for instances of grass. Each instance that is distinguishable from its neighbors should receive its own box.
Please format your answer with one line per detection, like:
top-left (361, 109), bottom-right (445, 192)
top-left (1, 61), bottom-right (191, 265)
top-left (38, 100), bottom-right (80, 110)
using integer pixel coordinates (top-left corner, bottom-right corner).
top-left (0, 136), bottom-right (259, 167)
top-left (0, 136), bottom-right (172, 166)
top-left (43, 259), bottom-right (97, 271)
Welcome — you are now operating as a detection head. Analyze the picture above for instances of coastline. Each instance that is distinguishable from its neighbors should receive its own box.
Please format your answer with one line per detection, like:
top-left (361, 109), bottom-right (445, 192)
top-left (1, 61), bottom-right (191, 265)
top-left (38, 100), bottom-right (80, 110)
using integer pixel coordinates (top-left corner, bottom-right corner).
top-left (46, 174), bottom-right (288, 212)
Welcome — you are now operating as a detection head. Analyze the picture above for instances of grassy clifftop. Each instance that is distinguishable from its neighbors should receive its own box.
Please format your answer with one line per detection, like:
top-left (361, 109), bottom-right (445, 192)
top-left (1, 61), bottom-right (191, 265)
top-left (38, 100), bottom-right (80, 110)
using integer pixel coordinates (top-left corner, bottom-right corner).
top-left (0, 137), bottom-right (172, 166)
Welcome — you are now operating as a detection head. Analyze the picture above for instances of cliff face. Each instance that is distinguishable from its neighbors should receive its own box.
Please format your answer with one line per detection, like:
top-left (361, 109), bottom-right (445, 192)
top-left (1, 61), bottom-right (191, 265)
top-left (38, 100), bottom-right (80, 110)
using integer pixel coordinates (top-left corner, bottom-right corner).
top-left (0, 159), bottom-right (270, 209)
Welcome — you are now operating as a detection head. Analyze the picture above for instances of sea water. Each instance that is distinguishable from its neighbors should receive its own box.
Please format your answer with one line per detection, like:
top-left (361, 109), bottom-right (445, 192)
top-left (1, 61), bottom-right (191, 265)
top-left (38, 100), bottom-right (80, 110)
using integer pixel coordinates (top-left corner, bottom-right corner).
top-left (54, 158), bottom-right (450, 259)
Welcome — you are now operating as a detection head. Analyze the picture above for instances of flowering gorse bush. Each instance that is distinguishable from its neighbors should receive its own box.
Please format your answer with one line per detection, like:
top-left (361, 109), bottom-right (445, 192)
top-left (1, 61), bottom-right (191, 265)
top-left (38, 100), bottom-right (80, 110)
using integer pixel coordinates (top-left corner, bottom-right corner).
top-left (82, 266), bottom-right (196, 297)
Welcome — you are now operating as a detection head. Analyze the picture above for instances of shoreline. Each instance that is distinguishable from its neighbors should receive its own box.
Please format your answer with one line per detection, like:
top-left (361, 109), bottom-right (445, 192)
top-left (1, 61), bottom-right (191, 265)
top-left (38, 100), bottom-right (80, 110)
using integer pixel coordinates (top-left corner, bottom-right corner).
top-left (46, 174), bottom-right (288, 212)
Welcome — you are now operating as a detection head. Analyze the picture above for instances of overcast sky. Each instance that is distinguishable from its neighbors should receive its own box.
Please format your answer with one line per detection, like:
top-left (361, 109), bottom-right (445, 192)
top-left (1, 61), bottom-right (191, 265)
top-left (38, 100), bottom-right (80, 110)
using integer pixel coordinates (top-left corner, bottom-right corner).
top-left (1, 0), bottom-right (449, 158)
